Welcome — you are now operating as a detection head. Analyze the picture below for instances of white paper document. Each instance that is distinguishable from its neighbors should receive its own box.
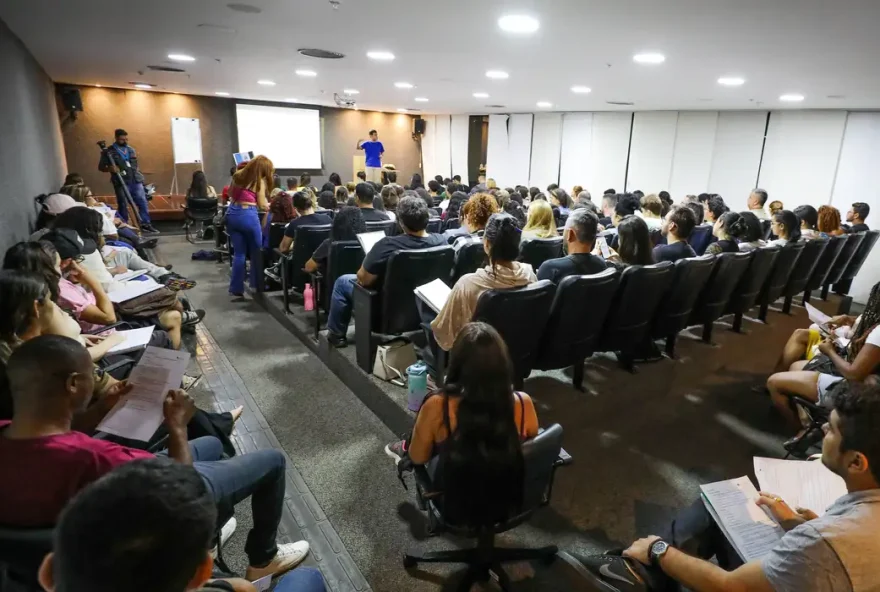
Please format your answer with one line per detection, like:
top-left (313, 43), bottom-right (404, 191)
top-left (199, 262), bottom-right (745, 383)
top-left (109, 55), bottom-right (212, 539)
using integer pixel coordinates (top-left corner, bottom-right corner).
top-left (97, 347), bottom-right (190, 442)
top-left (414, 278), bottom-right (452, 314)
top-left (356, 231), bottom-right (387, 255)
top-left (106, 326), bottom-right (155, 355)
top-left (113, 269), bottom-right (149, 282)
top-left (108, 278), bottom-right (163, 303)
top-left (753, 457), bottom-right (847, 516)
top-left (805, 302), bottom-right (831, 326)
top-left (700, 476), bottom-right (785, 563)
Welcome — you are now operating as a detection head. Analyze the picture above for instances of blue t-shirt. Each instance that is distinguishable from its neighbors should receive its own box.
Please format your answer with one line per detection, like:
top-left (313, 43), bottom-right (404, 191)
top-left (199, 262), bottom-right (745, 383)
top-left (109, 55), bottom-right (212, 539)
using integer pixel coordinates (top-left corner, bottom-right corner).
top-left (361, 141), bottom-right (384, 167)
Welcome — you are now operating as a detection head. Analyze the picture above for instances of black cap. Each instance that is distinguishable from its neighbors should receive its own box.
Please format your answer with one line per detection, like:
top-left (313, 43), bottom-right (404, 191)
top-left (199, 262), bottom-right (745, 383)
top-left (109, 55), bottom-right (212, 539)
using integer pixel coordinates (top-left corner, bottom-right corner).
top-left (42, 228), bottom-right (98, 260)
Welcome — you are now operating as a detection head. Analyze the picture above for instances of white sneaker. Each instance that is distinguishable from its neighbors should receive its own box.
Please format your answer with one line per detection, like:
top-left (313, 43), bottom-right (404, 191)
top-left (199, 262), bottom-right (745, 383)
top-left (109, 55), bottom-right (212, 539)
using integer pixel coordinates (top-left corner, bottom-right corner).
top-left (210, 517), bottom-right (237, 558)
top-left (245, 540), bottom-right (310, 581)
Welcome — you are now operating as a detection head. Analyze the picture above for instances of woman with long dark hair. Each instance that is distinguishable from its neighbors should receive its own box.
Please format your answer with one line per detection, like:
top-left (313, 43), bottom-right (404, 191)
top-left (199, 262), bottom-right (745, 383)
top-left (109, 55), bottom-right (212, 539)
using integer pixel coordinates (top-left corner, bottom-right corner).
top-left (767, 210), bottom-right (802, 247)
top-left (328, 172), bottom-right (342, 187)
top-left (385, 322), bottom-right (538, 525)
top-left (186, 170), bottom-right (217, 200)
top-left (602, 215), bottom-right (654, 267)
top-left (409, 173), bottom-right (424, 190)
top-left (227, 155), bottom-right (273, 298)
top-left (705, 211), bottom-right (748, 255)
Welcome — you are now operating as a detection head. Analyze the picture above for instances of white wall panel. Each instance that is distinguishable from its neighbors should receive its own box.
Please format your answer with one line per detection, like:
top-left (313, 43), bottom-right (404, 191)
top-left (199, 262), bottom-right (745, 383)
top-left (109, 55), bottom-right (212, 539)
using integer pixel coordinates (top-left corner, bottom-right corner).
top-left (708, 111), bottom-right (768, 211)
top-left (432, 114), bottom-right (452, 181)
top-left (759, 110), bottom-right (847, 210)
top-left (507, 114), bottom-right (534, 187)
top-left (832, 112), bottom-right (880, 304)
top-left (669, 111), bottom-right (718, 199)
top-left (586, 112), bottom-right (632, 194)
top-left (450, 115), bottom-right (470, 185)
top-left (486, 114), bottom-right (510, 187)
top-left (420, 115), bottom-right (437, 182)
top-left (558, 113), bottom-right (593, 193)
top-left (626, 112), bottom-right (678, 193)
top-left (529, 113), bottom-right (563, 189)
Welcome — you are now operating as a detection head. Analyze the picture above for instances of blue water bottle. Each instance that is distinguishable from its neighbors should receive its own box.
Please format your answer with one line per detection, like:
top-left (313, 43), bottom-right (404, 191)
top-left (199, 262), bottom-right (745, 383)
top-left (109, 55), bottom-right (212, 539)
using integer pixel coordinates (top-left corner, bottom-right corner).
top-left (406, 361), bottom-right (428, 411)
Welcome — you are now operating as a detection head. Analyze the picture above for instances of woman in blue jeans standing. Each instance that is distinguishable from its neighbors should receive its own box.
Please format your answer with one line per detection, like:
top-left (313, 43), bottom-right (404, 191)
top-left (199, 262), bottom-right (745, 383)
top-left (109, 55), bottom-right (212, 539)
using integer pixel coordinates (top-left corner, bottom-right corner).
top-left (227, 156), bottom-right (274, 298)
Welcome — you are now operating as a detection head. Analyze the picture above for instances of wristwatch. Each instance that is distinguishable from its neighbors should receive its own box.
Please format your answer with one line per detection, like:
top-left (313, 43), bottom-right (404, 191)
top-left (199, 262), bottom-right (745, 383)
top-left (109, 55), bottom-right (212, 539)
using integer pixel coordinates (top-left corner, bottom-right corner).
top-left (649, 539), bottom-right (670, 567)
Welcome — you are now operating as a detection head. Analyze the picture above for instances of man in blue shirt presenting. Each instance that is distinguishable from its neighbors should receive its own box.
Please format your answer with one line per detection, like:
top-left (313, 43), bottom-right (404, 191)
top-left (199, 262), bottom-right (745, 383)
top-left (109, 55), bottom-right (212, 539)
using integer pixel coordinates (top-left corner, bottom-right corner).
top-left (357, 129), bottom-right (385, 183)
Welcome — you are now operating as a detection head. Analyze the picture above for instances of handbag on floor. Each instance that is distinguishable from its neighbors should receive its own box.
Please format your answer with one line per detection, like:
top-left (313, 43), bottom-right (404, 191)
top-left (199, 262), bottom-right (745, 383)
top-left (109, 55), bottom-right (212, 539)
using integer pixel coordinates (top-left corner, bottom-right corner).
top-left (373, 340), bottom-right (417, 385)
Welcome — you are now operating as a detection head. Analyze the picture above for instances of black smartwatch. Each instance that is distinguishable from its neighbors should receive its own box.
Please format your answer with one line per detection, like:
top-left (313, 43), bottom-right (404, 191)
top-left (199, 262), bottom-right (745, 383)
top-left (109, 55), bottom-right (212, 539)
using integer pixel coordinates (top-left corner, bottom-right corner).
top-left (649, 539), bottom-right (670, 567)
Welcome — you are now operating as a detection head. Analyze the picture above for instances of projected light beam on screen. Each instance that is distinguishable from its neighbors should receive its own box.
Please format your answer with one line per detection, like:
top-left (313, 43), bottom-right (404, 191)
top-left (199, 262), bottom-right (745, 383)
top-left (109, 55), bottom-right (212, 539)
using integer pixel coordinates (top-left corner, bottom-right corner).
top-left (235, 104), bottom-right (322, 169)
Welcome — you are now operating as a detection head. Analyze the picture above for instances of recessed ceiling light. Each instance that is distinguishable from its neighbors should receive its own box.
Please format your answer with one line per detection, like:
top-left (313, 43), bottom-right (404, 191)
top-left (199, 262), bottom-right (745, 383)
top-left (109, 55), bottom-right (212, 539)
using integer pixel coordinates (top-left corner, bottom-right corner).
top-left (780, 93), bottom-right (805, 102)
top-left (257, 80), bottom-right (276, 86)
top-left (395, 82), bottom-right (414, 89)
top-left (536, 101), bottom-right (553, 108)
top-left (134, 83), bottom-right (154, 89)
top-left (367, 50), bottom-right (395, 61)
top-left (498, 14), bottom-right (539, 34)
top-left (343, 89), bottom-right (360, 95)
top-left (284, 98), bottom-right (298, 102)
top-left (414, 97), bottom-right (429, 102)
top-left (168, 53), bottom-right (195, 62)
top-left (397, 108), bottom-right (408, 112)
top-left (633, 52), bottom-right (666, 64)
top-left (718, 76), bottom-right (745, 86)
top-left (571, 85), bottom-right (592, 94)
top-left (295, 69), bottom-right (317, 77)
top-left (473, 92), bottom-right (489, 98)
top-left (486, 70), bottom-right (509, 79)
top-left (215, 91), bottom-right (230, 96)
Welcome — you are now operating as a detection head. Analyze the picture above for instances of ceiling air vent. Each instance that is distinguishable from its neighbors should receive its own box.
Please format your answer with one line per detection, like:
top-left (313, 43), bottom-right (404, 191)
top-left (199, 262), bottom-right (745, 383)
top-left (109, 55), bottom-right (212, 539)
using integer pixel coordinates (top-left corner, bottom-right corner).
top-left (485, 104), bottom-right (506, 109)
top-left (148, 65), bottom-right (186, 73)
top-left (298, 48), bottom-right (345, 59)
top-left (606, 100), bottom-right (634, 106)
top-left (227, 3), bottom-right (262, 13)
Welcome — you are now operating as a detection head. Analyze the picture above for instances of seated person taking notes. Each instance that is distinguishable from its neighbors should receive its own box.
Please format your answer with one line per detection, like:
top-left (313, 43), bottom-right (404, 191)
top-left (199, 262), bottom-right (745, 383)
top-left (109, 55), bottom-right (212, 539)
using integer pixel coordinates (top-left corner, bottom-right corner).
top-left (538, 209), bottom-right (607, 283)
top-left (653, 205), bottom-right (697, 263)
top-left (279, 191), bottom-right (332, 253)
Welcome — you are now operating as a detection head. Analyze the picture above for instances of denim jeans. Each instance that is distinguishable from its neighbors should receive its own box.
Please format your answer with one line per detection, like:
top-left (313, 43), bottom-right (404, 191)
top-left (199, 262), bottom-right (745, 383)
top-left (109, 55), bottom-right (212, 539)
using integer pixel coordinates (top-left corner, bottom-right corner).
top-left (275, 567), bottom-right (326, 592)
top-left (184, 437), bottom-right (287, 567)
top-left (326, 274), bottom-right (358, 336)
top-left (115, 182), bottom-right (152, 224)
top-left (226, 204), bottom-right (263, 295)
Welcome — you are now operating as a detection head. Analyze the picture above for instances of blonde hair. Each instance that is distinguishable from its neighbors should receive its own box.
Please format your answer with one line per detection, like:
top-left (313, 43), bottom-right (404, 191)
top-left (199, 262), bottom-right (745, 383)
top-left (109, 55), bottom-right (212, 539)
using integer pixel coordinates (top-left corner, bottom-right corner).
top-left (641, 193), bottom-right (663, 216)
top-left (572, 185), bottom-right (584, 196)
top-left (768, 200), bottom-right (784, 215)
top-left (523, 200), bottom-right (556, 238)
top-left (486, 178), bottom-right (497, 189)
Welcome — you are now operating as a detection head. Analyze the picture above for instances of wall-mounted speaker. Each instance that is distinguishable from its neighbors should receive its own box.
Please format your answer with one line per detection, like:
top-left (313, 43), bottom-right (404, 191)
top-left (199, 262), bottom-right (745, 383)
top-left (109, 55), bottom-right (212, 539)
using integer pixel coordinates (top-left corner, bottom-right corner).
top-left (61, 87), bottom-right (83, 112)
top-left (413, 118), bottom-right (426, 135)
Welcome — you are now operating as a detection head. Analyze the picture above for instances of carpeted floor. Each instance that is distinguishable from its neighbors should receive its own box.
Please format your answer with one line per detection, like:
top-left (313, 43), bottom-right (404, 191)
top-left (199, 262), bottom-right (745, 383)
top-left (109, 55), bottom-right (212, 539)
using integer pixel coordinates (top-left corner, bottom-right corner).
top-left (156, 235), bottom-right (837, 591)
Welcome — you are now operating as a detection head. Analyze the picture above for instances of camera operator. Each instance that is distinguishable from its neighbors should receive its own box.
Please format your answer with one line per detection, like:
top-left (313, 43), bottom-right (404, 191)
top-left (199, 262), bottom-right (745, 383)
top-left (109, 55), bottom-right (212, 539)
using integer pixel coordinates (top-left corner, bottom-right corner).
top-left (98, 129), bottom-right (159, 234)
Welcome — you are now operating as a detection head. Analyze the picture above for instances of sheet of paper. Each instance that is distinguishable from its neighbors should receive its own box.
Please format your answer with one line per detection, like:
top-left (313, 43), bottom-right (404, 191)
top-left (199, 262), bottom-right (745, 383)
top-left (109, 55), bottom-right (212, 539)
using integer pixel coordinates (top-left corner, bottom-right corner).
top-left (357, 231), bottom-right (387, 255)
top-left (113, 269), bottom-right (149, 282)
top-left (700, 476), bottom-right (784, 563)
top-left (97, 346), bottom-right (190, 442)
top-left (106, 326), bottom-right (155, 355)
top-left (753, 457), bottom-right (847, 516)
top-left (414, 278), bottom-right (452, 314)
top-left (251, 575), bottom-right (272, 592)
top-left (108, 278), bottom-right (162, 303)
top-left (805, 303), bottom-right (831, 326)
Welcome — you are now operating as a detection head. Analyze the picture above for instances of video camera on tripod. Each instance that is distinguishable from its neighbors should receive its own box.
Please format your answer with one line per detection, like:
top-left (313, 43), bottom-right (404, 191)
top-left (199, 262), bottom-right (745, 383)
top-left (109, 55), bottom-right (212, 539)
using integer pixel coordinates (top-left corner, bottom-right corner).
top-left (97, 139), bottom-right (141, 225)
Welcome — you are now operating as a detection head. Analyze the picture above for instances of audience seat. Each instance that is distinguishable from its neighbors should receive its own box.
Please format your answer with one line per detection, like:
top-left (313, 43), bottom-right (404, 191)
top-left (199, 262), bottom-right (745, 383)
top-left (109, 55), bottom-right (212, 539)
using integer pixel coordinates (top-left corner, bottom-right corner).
top-left (802, 235), bottom-right (847, 305)
top-left (687, 225), bottom-right (714, 255)
top-left (0, 525), bottom-right (53, 592)
top-left (403, 424), bottom-right (569, 590)
top-left (353, 246), bottom-right (455, 372)
top-left (533, 269), bottom-right (620, 390)
top-left (821, 233), bottom-right (865, 300)
top-left (761, 219), bottom-right (773, 240)
top-left (365, 220), bottom-right (397, 236)
top-left (757, 243), bottom-right (805, 322)
top-left (725, 247), bottom-right (780, 332)
top-left (833, 230), bottom-right (880, 296)
top-left (471, 281), bottom-right (556, 388)
top-left (596, 262), bottom-right (674, 371)
top-left (310, 240), bottom-right (365, 338)
top-left (779, 239), bottom-right (828, 314)
top-left (688, 252), bottom-right (753, 342)
top-left (426, 219), bottom-right (442, 234)
top-left (649, 255), bottom-right (716, 357)
top-left (442, 218), bottom-right (461, 232)
top-left (450, 242), bottom-right (487, 283)
top-left (518, 238), bottom-right (563, 271)
top-left (183, 198), bottom-right (219, 243)
top-left (276, 225), bottom-right (331, 312)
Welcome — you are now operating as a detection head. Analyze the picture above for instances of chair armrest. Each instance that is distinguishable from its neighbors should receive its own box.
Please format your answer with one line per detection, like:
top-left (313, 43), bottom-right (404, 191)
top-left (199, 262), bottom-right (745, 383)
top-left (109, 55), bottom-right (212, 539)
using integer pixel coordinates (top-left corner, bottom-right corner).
top-left (413, 465), bottom-right (443, 500)
top-left (102, 356), bottom-right (137, 378)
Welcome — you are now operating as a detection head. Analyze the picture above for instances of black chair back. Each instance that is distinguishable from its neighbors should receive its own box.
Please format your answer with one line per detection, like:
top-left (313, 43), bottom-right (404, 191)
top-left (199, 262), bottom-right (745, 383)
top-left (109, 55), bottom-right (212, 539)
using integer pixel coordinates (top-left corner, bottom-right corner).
top-left (321, 240), bottom-right (365, 310)
top-left (726, 246), bottom-right (780, 316)
top-left (443, 218), bottom-right (461, 231)
top-left (472, 281), bottom-right (556, 383)
top-left (267, 223), bottom-right (287, 250)
top-left (519, 423), bottom-right (564, 511)
top-left (823, 233), bottom-right (864, 287)
top-left (379, 246), bottom-right (455, 334)
top-left (651, 255), bottom-right (716, 340)
top-left (451, 241), bottom-right (487, 283)
top-left (535, 269), bottom-right (620, 370)
top-left (285, 225), bottom-right (331, 291)
top-left (431, 207), bottom-right (443, 217)
top-left (426, 219), bottom-right (442, 234)
top-left (366, 219), bottom-right (397, 236)
top-left (689, 252), bottom-right (753, 326)
top-left (0, 525), bottom-right (53, 592)
top-left (782, 239), bottom-right (828, 299)
top-left (519, 238), bottom-right (563, 271)
top-left (598, 262), bottom-right (674, 355)
top-left (761, 219), bottom-right (773, 240)
top-left (839, 230), bottom-right (880, 283)
top-left (804, 235), bottom-right (848, 293)
top-left (757, 242), bottom-right (805, 311)
top-left (649, 228), bottom-right (664, 247)
top-left (688, 225), bottom-right (714, 255)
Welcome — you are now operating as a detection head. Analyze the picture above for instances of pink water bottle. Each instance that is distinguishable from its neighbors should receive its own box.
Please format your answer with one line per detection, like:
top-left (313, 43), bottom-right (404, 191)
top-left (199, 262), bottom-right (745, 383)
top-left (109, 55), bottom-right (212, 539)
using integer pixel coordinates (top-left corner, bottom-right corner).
top-left (303, 284), bottom-right (315, 311)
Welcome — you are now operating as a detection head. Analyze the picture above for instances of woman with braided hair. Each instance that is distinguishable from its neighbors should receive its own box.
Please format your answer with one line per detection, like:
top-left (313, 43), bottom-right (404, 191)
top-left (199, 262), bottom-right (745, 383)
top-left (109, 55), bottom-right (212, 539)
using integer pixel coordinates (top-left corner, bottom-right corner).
top-left (767, 281), bottom-right (880, 428)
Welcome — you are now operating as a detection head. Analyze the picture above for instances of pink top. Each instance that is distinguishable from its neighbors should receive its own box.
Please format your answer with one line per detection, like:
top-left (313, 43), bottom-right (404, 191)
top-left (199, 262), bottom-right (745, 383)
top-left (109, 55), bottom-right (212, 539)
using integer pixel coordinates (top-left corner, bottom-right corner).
top-left (230, 185), bottom-right (257, 204)
top-left (57, 278), bottom-right (102, 333)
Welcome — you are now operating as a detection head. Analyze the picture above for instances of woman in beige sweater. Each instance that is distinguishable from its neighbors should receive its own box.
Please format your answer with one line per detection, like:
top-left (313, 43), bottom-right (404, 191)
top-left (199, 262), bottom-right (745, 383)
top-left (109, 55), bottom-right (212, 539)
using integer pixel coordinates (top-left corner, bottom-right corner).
top-left (431, 213), bottom-right (537, 351)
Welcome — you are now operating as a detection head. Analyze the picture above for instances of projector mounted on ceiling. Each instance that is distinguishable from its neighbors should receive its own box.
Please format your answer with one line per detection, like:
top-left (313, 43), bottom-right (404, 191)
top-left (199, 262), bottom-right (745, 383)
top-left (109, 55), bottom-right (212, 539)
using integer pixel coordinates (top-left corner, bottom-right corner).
top-left (333, 93), bottom-right (357, 108)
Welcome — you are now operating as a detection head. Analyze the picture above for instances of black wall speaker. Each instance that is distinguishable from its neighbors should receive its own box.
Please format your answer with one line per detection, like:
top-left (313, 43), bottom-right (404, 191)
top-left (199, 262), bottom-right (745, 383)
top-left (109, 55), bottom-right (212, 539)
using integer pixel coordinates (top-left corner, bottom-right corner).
top-left (413, 118), bottom-right (426, 135)
top-left (61, 87), bottom-right (83, 112)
